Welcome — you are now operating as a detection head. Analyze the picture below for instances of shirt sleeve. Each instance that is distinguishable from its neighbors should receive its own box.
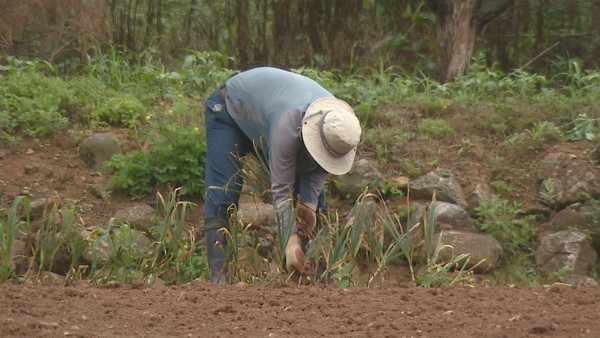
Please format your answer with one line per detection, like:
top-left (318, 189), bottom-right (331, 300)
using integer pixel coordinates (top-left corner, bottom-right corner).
top-left (269, 109), bottom-right (325, 234)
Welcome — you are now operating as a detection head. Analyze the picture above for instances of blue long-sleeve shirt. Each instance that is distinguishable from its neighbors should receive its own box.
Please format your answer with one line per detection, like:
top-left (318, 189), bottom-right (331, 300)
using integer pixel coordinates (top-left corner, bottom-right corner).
top-left (224, 67), bottom-right (331, 230)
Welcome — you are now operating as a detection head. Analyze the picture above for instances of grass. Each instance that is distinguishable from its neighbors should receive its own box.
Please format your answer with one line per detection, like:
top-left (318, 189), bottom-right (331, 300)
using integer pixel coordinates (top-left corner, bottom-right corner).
top-left (0, 196), bottom-right (29, 282)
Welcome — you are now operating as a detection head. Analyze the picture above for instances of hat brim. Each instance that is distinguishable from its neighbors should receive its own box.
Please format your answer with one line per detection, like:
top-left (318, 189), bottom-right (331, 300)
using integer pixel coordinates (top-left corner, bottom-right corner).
top-left (302, 97), bottom-right (357, 176)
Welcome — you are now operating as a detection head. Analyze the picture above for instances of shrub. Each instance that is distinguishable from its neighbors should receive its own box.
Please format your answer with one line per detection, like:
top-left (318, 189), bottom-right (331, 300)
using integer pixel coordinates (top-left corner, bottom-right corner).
top-left (474, 194), bottom-right (538, 258)
top-left (106, 104), bottom-right (206, 199)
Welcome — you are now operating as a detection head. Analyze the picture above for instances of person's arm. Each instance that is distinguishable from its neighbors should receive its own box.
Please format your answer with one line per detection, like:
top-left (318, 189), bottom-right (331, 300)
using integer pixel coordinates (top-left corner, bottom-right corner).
top-left (294, 169), bottom-right (327, 238)
top-left (269, 110), bottom-right (304, 234)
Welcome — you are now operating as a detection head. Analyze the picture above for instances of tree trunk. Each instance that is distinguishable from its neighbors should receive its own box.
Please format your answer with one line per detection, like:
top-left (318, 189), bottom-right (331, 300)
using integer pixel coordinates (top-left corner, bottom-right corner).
top-left (235, 0), bottom-right (249, 68)
top-left (426, 0), bottom-right (513, 83)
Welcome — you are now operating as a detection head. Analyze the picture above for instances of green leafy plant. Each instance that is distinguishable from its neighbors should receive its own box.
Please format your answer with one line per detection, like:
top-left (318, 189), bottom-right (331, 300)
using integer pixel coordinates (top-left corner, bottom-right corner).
top-left (474, 195), bottom-right (538, 258)
top-left (106, 151), bottom-right (156, 199)
top-left (539, 178), bottom-right (558, 205)
top-left (363, 193), bottom-right (417, 287)
top-left (0, 69), bottom-right (70, 139)
top-left (146, 188), bottom-right (199, 284)
top-left (31, 201), bottom-right (81, 282)
top-left (490, 180), bottom-right (513, 196)
top-left (410, 199), bottom-right (475, 287)
top-left (304, 211), bottom-right (354, 286)
top-left (91, 219), bottom-right (144, 283)
top-left (106, 109), bottom-right (206, 198)
top-left (418, 119), bottom-right (454, 137)
top-left (0, 196), bottom-right (29, 282)
top-left (403, 159), bottom-right (422, 177)
top-left (97, 95), bottom-right (146, 128)
top-left (564, 113), bottom-right (599, 141)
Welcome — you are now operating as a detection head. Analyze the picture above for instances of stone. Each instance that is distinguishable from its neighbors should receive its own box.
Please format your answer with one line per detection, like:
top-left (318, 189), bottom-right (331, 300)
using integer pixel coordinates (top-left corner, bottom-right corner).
top-left (466, 181), bottom-right (492, 216)
top-left (558, 274), bottom-right (598, 286)
top-left (408, 169), bottom-right (467, 207)
top-left (537, 152), bottom-right (600, 209)
top-left (27, 196), bottom-right (61, 221)
top-left (81, 226), bottom-right (153, 268)
top-left (331, 159), bottom-right (386, 200)
top-left (79, 133), bottom-right (121, 174)
top-left (114, 203), bottom-right (157, 232)
top-left (548, 203), bottom-right (600, 253)
top-left (408, 201), bottom-right (476, 232)
top-left (432, 230), bottom-right (503, 272)
top-left (237, 201), bottom-right (275, 229)
top-left (534, 231), bottom-right (597, 276)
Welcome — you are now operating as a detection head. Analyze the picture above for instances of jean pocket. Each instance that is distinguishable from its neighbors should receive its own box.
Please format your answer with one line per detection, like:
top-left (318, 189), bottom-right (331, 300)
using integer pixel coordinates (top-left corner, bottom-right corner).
top-left (206, 88), bottom-right (227, 121)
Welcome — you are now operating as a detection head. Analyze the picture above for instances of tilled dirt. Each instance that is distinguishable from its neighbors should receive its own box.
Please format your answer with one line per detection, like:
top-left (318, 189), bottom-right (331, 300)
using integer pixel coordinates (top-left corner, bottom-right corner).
top-left (1, 280), bottom-right (599, 337)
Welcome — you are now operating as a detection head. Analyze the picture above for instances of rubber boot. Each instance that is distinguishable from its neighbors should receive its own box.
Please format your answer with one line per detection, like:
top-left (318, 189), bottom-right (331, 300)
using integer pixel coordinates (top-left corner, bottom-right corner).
top-left (205, 216), bottom-right (229, 285)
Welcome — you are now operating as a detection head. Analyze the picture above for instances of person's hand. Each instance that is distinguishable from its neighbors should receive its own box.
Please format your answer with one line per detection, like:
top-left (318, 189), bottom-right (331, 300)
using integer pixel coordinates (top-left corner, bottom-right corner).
top-left (296, 203), bottom-right (317, 240)
top-left (285, 234), bottom-right (310, 275)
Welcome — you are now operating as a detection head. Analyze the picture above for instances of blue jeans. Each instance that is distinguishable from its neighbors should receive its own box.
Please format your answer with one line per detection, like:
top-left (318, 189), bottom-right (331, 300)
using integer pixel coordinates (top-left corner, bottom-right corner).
top-left (204, 85), bottom-right (327, 219)
top-left (204, 85), bottom-right (252, 218)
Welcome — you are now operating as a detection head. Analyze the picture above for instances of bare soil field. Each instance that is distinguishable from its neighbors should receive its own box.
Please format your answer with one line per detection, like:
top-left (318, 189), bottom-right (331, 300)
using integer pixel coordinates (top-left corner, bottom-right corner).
top-left (1, 280), bottom-right (600, 337)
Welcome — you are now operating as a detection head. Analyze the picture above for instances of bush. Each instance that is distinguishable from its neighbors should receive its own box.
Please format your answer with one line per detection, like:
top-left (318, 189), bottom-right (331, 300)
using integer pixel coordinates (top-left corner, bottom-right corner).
top-left (97, 95), bottom-right (146, 128)
top-left (106, 100), bottom-right (206, 199)
top-left (474, 194), bottom-right (538, 258)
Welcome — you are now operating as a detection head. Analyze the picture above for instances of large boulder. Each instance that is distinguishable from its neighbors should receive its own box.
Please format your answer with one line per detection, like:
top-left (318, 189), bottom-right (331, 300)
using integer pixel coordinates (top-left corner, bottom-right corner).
top-left (408, 201), bottom-right (477, 232)
top-left (79, 133), bottom-right (121, 174)
top-left (537, 152), bottom-right (600, 209)
top-left (409, 169), bottom-right (467, 207)
top-left (114, 203), bottom-right (158, 232)
top-left (534, 231), bottom-right (597, 276)
top-left (548, 203), bottom-right (600, 253)
top-left (432, 230), bottom-right (503, 272)
top-left (331, 159), bottom-right (386, 200)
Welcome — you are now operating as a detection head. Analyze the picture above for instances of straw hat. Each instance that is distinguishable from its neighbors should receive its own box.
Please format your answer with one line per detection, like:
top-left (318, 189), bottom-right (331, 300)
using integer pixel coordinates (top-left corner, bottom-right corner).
top-left (302, 97), bottom-right (361, 175)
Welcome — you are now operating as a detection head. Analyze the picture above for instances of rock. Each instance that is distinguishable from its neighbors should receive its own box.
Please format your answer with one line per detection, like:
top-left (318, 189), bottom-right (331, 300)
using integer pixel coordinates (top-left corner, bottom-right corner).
top-left (90, 183), bottom-right (109, 199)
top-left (390, 176), bottom-right (410, 189)
top-left (26, 196), bottom-right (61, 221)
top-left (590, 144), bottom-right (600, 164)
top-left (466, 181), bottom-right (492, 216)
top-left (331, 159), bottom-right (386, 199)
top-left (23, 164), bottom-right (37, 174)
top-left (10, 238), bottom-right (30, 275)
top-left (237, 202), bottom-right (275, 229)
top-left (534, 231), bottom-right (597, 276)
top-left (537, 152), bottom-right (600, 209)
top-left (408, 201), bottom-right (476, 232)
top-left (347, 195), bottom-right (380, 234)
top-left (432, 230), bottom-right (503, 272)
top-left (409, 169), bottom-right (467, 207)
top-left (79, 133), bottom-right (121, 174)
top-left (82, 226), bottom-right (153, 268)
top-left (548, 203), bottom-right (600, 252)
top-left (27, 271), bottom-right (66, 285)
top-left (432, 201), bottom-right (477, 232)
top-left (557, 274), bottom-right (598, 286)
top-left (114, 203), bottom-right (157, 232)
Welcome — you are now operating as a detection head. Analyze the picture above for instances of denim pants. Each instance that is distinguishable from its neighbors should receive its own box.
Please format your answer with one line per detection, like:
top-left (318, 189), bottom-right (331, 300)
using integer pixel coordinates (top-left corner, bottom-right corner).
top-left (204, 86), bottom-right (327, 219)
top-left (204, 85), bottom-right (251, 219)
